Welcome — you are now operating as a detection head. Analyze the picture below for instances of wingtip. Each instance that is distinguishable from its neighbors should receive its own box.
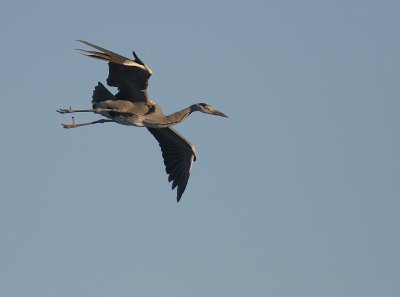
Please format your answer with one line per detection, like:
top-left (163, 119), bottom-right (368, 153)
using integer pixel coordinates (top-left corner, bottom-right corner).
top-left (76, 39), bottom-right (90, 43)
top-left (75, 48), bottom-right (91, 56)
top-left (76, 39), bottom-right (87, 45)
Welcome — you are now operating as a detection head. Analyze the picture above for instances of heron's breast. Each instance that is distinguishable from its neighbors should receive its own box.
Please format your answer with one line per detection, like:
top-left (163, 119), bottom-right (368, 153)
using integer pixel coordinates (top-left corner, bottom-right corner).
top-left (113, 114), bottom-right (145, 127)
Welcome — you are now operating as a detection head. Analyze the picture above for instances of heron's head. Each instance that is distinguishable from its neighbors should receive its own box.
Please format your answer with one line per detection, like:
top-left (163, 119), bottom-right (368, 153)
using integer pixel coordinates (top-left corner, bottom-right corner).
top-left (191, 103), bottom-right (228, 118)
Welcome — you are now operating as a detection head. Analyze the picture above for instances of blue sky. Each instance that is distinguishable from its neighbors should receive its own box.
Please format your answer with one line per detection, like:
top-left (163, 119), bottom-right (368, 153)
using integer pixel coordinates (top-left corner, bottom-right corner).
top-left (1, 0), bottom-right (399, 296)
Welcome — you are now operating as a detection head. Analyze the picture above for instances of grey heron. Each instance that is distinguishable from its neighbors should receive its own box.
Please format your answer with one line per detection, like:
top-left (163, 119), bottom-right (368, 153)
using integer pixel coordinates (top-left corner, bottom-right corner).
top-left (57, 40), bottom-right (228, 202)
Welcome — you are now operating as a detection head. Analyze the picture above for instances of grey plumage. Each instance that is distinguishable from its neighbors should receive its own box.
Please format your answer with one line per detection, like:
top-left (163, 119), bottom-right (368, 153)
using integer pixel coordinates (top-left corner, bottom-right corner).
top-left (57, 40), bottom-right (227, 201)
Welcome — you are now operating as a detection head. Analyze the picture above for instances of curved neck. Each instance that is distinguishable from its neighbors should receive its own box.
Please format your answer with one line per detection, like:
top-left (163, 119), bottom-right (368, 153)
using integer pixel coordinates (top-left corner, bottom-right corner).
top-left (165, 107), bottom-right (194, 126)
top-left (144, 106), bottom-right (195, 128)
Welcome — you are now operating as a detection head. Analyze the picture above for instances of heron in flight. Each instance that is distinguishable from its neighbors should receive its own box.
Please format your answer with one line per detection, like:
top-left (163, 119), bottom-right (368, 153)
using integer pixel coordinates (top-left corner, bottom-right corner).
top-left (57, 40), bottom-right (227, 201)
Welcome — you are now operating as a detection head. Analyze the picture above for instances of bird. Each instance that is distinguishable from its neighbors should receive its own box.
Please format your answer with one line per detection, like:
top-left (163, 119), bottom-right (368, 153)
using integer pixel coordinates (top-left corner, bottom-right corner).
top-left (57, 40), bottom-right (228, 202)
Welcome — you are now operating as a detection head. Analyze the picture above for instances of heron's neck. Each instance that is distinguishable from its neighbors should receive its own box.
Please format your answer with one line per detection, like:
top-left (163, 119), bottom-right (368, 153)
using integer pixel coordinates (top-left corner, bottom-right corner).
top-left (164, 107), bottom-right (193, 126)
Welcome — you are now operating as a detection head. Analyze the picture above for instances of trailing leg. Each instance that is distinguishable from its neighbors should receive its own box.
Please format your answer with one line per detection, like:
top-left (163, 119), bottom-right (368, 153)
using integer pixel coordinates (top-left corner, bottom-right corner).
top-left (57, 106), bottom-right (115, 114)
top-left (62, 117), bottom-right (114, 129)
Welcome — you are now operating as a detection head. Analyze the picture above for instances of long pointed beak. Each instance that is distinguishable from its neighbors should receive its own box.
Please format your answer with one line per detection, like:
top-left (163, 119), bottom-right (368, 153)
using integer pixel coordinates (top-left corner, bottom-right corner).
top-left (212, 110), bottom-right (229, 118)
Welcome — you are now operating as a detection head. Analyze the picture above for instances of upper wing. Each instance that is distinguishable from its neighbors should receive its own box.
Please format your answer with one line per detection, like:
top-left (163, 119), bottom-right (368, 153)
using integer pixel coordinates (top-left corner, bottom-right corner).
top-left (76, 40), bottom-right (153, 103)
top-left (147, 127), bottom-right (197, 202)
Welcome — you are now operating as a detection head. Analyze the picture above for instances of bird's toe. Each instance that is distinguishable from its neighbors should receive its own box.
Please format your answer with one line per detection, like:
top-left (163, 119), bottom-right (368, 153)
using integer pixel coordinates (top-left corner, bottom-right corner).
top-left (62, 123), bottom-right (75, 129)
top-left (57, 109), bottom-right (69, 114)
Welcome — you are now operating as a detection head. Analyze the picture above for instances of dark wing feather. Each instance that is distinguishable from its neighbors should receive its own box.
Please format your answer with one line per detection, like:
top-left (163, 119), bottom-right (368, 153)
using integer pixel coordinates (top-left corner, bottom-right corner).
top-left (107, 62), bottom-right (150, 102)
top-left (76, 40), bottom-right (152, 103)
top-left (147, 127), bottom-right (197, 202)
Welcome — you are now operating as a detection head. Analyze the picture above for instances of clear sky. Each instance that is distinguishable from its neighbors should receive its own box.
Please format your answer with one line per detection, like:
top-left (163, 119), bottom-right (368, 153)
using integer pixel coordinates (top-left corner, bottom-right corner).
top-left (1, 0), bottom-right (399, 296)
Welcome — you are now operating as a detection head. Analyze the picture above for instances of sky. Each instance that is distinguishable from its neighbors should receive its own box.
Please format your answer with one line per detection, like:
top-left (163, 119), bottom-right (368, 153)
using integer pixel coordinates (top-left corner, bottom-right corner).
top-left (1, 0), bottom-right (399, 296)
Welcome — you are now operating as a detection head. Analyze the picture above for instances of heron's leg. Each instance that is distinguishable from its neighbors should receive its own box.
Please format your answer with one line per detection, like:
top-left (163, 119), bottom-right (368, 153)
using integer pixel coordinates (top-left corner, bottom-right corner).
top-left (62, 117), bottom-right (114, 129)
top-left (57, 107), bottom-right (115, 114)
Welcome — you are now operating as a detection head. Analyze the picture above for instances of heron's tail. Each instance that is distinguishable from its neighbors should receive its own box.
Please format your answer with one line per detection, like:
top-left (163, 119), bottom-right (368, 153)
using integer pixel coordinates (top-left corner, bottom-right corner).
top-left (92, 82), bottom-right (115, 106)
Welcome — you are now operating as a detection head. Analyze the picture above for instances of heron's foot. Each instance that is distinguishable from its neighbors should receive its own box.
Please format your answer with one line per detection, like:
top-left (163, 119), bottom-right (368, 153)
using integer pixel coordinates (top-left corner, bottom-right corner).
top-left (57, 107), bottom-right (73, 114)
top-left (62, 117), bottom-right (77, 129)
top-left (62, 123), bottom-right (77, 129)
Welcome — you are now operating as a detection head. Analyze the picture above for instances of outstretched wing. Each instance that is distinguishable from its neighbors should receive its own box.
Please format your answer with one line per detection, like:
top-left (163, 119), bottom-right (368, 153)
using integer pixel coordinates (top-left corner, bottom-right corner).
top-left (76, 40), bottom-right (153, 103)
top-left (147, 127), bottom-right (197, 202)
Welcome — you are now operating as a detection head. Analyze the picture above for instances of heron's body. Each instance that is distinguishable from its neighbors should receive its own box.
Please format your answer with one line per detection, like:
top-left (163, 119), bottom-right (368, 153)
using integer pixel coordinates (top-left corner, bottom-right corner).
top-left (95, 100), bottom-right (193, 128)
top-left (57, 40), bottom-right (227, 201)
